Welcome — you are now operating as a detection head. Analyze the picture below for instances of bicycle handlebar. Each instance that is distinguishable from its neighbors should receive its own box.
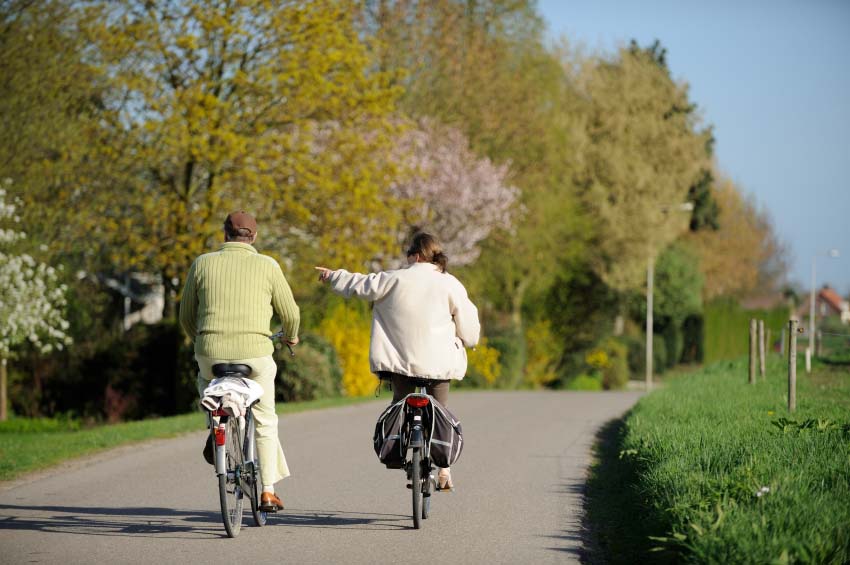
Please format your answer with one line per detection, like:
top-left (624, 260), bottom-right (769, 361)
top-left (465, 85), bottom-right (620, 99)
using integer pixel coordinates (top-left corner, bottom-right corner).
top-left (269, 331), bottom-right (295, 357)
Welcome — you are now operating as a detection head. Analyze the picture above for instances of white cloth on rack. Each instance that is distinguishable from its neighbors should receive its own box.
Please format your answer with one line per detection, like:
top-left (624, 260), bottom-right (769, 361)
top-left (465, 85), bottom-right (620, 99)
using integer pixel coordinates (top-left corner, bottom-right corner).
top-left (201, 376), bottom-right (264, 417)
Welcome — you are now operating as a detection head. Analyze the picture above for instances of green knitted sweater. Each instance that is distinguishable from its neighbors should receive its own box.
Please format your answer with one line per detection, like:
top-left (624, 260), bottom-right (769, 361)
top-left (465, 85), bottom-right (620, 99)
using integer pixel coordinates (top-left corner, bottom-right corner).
top-left (178, 242), bottom-right (300, 360)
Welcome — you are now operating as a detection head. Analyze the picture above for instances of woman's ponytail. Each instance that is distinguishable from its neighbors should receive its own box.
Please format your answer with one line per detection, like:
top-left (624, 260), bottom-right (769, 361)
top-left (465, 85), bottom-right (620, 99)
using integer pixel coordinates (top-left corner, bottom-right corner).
top-left (406, 232), bottom-right (448, 273)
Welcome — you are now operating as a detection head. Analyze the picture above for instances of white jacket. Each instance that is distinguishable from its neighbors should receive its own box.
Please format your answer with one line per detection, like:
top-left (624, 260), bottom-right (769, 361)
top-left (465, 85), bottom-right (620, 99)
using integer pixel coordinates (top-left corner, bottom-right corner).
top-left (328, 262), bottom-right (480, 381)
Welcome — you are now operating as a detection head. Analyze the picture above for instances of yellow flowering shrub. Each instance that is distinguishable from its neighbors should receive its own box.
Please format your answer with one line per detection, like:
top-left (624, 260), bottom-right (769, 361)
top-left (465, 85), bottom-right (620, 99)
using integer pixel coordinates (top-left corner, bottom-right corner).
top-left (466, 338), bottom-right (501, 385)
top-left (524, 320), bottom-right (560, 387)
top-left (584, 338), bottom-right (629, 390)
top-left (318, 303), bottom-right (376, 397)
top-left (585, 348), bottom-right (611, 370)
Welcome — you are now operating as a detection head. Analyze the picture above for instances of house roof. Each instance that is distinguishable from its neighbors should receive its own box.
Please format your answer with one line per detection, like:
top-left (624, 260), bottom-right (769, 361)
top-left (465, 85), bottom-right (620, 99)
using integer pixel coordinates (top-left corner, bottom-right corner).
top-left (819, 286), bottom-right (847, 312)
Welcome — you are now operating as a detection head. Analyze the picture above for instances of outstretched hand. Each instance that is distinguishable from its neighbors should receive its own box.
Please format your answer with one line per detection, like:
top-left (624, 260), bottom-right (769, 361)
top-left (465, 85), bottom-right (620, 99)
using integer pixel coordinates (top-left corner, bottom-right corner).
top-left (315, 266), bottom-right (333, 283)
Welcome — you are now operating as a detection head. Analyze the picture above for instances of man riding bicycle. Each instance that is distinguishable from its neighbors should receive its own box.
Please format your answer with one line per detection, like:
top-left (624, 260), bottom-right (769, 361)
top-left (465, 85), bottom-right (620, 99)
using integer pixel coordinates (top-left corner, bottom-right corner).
top-left (179, 210), bottom-right (299, 512)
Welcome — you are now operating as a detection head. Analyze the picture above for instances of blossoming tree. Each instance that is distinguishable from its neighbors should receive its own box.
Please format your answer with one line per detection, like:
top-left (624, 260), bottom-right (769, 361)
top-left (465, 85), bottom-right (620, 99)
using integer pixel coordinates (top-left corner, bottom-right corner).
top-left (390, 118), bottom-right (518, 266)
top-left (0, 183), bottom-right (72, 420)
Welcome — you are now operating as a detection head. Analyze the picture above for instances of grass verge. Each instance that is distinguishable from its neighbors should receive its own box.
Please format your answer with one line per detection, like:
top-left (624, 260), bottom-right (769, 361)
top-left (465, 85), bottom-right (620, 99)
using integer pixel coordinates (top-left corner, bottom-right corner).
top-left (585, 355), bottom-right (850, 564)
top-left (0, 395), bottom-right (379, 482)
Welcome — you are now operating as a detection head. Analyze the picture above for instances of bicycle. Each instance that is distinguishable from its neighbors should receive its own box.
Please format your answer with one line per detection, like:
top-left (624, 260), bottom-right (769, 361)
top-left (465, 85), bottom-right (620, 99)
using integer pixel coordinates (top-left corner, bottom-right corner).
top-left (401, 378), bottom-right (438, 530)
top-left (205, 332), bottom-right (294, 537)
top-left (206, 363), bottom-right (267, 538)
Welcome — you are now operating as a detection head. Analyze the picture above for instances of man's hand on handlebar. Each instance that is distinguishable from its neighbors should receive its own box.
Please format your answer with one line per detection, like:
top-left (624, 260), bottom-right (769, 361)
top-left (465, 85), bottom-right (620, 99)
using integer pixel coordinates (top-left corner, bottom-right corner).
top-left (284, 336), bottom-right (299, 346)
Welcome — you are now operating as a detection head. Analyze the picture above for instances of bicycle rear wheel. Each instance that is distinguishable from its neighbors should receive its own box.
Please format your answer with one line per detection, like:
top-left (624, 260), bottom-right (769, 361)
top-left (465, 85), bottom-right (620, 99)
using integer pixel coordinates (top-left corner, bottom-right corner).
top-left (422, 462), bottom-right (432, 520)
top-left (411, 446), bottom-right (423, 529)
top-left (245, 413), bottom-right (267, 527)
top-left (218, 416), bottom-right (245, 537)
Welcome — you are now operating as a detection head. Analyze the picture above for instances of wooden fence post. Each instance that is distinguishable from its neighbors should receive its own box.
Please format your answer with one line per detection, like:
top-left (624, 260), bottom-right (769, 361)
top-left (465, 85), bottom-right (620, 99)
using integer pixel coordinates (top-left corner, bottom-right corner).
top-left (749, 319), bottom-right (757, 384)
top-left (788, 319), bottom-right (798, 412)
top-left (759, 319), bottom-right (766, 379)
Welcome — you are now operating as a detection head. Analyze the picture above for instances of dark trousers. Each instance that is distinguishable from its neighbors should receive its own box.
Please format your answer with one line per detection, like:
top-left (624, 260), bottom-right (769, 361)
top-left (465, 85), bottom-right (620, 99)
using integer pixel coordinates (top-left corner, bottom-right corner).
top-left (380, 372), bottom-right (451, 406)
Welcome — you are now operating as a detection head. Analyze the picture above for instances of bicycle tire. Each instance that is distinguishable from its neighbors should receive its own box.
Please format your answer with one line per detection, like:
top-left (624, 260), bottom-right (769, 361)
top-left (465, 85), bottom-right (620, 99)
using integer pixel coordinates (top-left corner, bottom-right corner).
top-left (245, 413), bottom-right (267, 527)
top-left (218, 416), bottom-right (244, 537)
top-left (411, 446), bottom-right (423, 529)
top-left (422, 463), bottom-right (432, 520)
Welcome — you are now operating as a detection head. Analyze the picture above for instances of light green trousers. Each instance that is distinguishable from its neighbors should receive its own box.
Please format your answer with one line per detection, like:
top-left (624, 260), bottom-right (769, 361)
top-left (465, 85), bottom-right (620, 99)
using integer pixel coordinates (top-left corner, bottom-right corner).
top-left (196, 354), bottom-right (290, 488)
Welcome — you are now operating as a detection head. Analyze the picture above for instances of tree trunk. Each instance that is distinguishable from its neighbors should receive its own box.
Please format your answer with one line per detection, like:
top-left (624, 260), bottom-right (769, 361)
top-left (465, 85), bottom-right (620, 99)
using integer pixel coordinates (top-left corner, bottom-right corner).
top-left (510, 278), bottom-right (530, 331)
top-left (1, 357), bottom-right (8, 421)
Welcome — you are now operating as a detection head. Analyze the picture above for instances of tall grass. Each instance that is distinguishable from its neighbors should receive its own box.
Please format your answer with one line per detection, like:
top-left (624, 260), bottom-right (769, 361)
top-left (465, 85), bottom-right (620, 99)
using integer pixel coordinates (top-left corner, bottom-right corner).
top-left (586, 355), bottom-right (850, 564)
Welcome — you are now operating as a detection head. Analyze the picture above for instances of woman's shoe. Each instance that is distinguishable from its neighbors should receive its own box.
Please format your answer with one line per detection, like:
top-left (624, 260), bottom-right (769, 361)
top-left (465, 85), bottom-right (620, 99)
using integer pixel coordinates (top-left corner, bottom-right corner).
top-left (436, 469), bottom-right (454, 492)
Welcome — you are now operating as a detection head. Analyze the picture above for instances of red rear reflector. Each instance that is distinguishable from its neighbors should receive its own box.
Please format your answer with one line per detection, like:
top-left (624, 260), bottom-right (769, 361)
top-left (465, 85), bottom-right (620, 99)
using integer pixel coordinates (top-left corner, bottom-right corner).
top-left (406, 396), bottom-right (430, 408)
top-left (214, 425), bottom-right (226, 446)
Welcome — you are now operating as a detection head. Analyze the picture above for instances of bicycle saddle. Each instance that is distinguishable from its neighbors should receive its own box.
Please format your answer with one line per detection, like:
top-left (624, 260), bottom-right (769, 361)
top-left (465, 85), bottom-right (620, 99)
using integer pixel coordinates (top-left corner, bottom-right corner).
top-left (212, 363), bottom-right (252, 378)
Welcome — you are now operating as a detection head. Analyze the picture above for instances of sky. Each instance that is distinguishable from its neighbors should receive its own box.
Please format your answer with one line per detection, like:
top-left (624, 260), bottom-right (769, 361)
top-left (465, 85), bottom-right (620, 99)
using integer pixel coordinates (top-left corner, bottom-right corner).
top-left (537, 0), bottom-right (850, 295)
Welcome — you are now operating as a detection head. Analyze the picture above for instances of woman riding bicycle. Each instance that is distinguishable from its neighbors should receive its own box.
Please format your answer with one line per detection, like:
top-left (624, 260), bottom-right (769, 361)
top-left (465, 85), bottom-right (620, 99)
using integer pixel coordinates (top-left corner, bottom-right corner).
top-left (316, 232), bottom-right (480, 490)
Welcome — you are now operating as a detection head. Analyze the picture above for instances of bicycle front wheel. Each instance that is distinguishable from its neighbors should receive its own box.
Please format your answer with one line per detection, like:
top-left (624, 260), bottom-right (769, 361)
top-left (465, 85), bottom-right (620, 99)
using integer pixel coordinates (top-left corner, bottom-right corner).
top-left (218, 416), bottom-right (245, 537)
top-left (411, 446), bottom-right (423, 529)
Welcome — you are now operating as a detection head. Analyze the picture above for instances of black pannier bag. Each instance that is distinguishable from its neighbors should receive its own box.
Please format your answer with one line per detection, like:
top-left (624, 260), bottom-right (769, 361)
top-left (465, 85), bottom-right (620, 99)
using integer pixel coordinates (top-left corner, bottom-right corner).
top-left (373, 395), bottom-right (465, 469)
top-left (428, 399), bottom-right (463, 468)
top-left (373, 399), bottom-right (406, 468)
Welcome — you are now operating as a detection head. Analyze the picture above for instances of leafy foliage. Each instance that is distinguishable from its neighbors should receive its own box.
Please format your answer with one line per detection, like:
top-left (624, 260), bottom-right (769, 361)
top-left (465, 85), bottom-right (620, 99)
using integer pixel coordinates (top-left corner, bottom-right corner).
top-left (524, 320), bottom-right (560, 387)
top-left (389, 118), bottom-right (518, 266)
top-left (686, 175), bottom-right (787, 300)
top-left (76, 0), bottom-right (404, 290)
top-left (465, 337), bottom-right (502, 386)
top-left (275, 334), bottom-right (343, 402)
top-left (318, 302), bottom-right (375, 397)
top-left (568, 43), bottom-right (711, 293)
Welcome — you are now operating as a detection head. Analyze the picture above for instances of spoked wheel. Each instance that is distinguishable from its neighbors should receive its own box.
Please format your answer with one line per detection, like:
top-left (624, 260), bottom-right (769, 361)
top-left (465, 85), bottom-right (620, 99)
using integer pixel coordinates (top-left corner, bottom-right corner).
top-left (422, 462), bottom-right (433, 520)
top-left (245, 415), bottom-right (267, 527)
top-left (218, 416), bottom-right (245, 537)
top-left (411, 446), bottom-right (423, 529)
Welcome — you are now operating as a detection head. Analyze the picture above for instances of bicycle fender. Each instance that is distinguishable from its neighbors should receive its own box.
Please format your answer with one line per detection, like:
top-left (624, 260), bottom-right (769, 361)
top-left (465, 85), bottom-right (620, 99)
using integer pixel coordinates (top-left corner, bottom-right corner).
top-left (409, 426), bottom-right (424, 449)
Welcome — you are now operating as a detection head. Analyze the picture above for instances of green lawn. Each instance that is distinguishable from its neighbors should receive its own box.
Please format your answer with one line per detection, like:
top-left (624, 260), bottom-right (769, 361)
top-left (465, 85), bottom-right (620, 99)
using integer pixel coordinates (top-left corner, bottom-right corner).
top-left (585, 355), bottom-right (850, 564)
top-left (0, 396), bottom-right (379, 482)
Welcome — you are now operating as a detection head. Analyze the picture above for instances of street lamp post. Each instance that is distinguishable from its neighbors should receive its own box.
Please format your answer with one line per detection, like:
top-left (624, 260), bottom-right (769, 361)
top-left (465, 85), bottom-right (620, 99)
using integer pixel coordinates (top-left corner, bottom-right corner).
top-left (809, 249), bottom-right (839, 354)
top-left (645, 202), bottom-right (694, 391)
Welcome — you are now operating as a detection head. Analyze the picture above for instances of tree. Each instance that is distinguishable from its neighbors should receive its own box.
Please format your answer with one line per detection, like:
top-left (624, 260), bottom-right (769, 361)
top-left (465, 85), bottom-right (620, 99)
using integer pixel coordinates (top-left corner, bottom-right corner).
top-left (686, 175), bottom-right (787, 299)
top-left (72, 0), bottom-right (404, 301)
top-left (389, 118), bottom-right (517, 266)
top-left (364, 2), bottom-right (590, 315)
top-left (567, 42), bottom-right (712, 293)
top-left (0, 1), bottom-right (108, 270)
top-left (0, 184), bottom-right (72, 420)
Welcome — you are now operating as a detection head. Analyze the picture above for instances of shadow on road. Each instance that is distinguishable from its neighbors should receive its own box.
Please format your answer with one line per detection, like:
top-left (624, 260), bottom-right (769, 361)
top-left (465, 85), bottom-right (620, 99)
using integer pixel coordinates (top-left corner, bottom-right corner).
top-left (0, 504), bottom-right (226, 539)
top-left (0, 504), bottom-right (414, 537)
top-left (271, 508), bottom-right (412, 531)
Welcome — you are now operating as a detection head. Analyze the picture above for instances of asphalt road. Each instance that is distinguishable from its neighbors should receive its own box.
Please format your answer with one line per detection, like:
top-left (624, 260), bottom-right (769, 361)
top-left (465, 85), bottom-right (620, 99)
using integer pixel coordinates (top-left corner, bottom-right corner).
top-left (0, 390), bottom-right (641, 565)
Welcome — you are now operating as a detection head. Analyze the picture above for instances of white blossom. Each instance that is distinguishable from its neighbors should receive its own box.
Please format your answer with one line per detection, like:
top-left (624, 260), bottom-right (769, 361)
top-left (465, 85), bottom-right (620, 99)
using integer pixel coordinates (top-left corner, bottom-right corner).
top-left (0, 186), bottom-right (72, 357)
top-left (389, 118), bottom-right (518, 266)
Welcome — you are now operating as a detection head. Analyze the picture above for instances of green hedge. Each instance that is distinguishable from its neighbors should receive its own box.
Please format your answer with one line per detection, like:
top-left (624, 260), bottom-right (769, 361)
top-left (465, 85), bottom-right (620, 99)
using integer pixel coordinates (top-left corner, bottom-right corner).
top-left (703, 299), bottom-right (789, 364)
